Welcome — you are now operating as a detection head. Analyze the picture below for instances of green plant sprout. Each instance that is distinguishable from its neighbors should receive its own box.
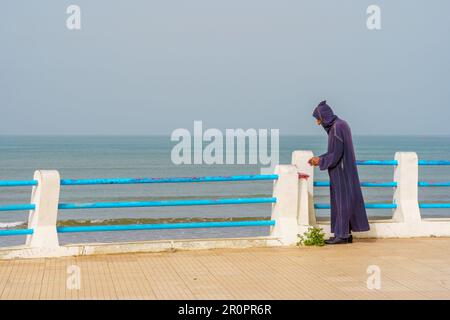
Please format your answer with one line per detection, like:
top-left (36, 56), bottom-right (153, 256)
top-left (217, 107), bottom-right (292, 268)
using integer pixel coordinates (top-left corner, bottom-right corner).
top-left (297, 226), bottom-right (326, 246)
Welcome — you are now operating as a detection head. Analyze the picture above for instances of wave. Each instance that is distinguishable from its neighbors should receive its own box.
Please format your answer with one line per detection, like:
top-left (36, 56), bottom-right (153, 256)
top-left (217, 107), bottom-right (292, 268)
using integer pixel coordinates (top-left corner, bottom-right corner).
top-left (0, 221), bottom-right (26, 229)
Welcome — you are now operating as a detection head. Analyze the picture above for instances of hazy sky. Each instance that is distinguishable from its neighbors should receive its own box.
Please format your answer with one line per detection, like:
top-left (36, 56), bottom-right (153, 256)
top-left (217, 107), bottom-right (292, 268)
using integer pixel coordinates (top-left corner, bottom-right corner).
top-left (1, 1), bottom-right (449, 135)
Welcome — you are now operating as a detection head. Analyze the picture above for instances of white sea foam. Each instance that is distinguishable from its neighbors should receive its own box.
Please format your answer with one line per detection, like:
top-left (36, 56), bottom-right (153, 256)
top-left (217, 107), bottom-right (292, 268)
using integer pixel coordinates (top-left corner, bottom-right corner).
top-left (0, 221), bottom-right (26, 229)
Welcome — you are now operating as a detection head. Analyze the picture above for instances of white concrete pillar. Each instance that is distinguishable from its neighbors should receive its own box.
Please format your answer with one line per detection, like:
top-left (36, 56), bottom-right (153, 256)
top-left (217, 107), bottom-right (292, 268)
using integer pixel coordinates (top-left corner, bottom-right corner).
top-left (297, 175), bottom-right (311, 233)
top-left (26, 170), bottom-right (61, 248)
top-left (292, 151), bottom-right (316, 226)
top-left (270, 165), bottom-right (299, 245)
top-left (392, 152), bottom-right (421, 223)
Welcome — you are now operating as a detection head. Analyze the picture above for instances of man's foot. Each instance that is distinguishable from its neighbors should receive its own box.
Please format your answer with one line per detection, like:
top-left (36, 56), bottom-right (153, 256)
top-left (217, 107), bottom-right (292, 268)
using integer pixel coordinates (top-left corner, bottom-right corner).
top-left (325, 236), bottom-right (352, 245)
top-left (327, 235), bottom-right (352, 243)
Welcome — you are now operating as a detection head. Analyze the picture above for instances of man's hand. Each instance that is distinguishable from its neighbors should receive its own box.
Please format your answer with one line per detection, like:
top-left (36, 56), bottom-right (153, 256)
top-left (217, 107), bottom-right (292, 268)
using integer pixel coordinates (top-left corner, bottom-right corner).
top-left (308, 157), bottom-right (320, 166)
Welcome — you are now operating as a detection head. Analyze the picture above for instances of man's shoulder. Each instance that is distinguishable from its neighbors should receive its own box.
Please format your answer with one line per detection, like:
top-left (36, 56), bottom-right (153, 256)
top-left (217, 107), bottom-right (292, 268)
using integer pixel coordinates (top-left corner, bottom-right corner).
top-left (334, 118), bottom-right (350, 130)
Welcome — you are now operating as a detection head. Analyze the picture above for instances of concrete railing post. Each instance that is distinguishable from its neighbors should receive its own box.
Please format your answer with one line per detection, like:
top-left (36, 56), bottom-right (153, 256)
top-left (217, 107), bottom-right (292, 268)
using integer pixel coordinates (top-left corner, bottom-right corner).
top-left (292, 151), bottom-right (316, 227)
top-left (26, 170), bottom-right (61, 248)
top-left (297, 175), bottom-right (310, 232)
top-left (270, 165), bottom-right (299, 245)
top-left (393, 152), bottom-right (421, 223)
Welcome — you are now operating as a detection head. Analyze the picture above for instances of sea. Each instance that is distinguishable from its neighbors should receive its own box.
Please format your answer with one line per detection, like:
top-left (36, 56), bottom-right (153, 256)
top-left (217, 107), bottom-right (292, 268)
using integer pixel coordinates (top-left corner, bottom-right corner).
top-left (1, 135), bottom-right (449, 247)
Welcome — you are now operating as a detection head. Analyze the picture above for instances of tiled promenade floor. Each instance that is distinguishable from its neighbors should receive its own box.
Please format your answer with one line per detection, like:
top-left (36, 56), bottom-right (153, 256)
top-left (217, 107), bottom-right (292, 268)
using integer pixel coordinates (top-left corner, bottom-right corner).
top-left (1, 238), bottom-right (450, 299)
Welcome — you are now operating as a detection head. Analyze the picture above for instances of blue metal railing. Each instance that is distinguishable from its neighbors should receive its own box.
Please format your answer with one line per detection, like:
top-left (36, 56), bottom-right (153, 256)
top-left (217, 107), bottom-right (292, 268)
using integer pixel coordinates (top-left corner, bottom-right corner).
top-left (0, 204), bottom-right (36, 211)
top-left (1, 158), bottom-right (450, 237)
top-left (356, 160), bottom-right (398, 165)
top-left (0, 229), bottom-right (33, 236)
top-left (419, 203), bottom-right (450, 209)
top-left (356, 160), bottom-right (450, 166)
top-left (0, 158), bottom-right (449, 188)
top-left (57, 197), bottom-right (276, 210)
top-left (0, 180), bottom-right (38, 187)
top-left (419, 160), bottom-right (450, 165)
top-left (314, 181), bottom-right (450, 187)
top-left (314, 159), bottom-right (450, 210)
top-left (418, 181), bottom-right (450, 187)
top-left (314, 203), bottom-right (398, 209)
top-left (314, 203), bottom-right (450, 209)
top-left (1, 178), bottom-right (448, 190)
top-left (0, 174), bottom-right (279, 188)
top-left (0, 175), bottom-right (278, 237)
top-left (60, 174), bottom-right (278, 186)
top-left (56, 220), bottom-right (275, 233)
top-left (314, 181), bottom-right (397, 187)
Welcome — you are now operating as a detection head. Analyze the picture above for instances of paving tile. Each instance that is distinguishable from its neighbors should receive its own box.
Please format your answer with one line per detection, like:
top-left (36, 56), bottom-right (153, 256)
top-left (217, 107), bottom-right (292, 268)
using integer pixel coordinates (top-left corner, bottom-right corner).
top-left (1, 238), bottom-right (450, 299)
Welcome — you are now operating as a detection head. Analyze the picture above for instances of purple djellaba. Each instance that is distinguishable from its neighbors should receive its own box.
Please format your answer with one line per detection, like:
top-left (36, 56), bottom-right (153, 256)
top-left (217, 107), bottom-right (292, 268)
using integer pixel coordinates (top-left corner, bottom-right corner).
top-left (312, 101), bottom-right (370, 244)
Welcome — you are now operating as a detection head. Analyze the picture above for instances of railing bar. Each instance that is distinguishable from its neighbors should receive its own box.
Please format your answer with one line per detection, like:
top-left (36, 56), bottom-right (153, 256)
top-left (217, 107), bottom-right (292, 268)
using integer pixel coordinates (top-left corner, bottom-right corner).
top-left (314, 181), bottom-right (397, 187)
top-left (355, 160), bottom-right (450, 166)
top-left (60, 175), bottom-right (279, 186)
top-left (316, 203), bottom-right (450, 209)
top-left (356, 160), bottom-right (398, 165)
top-left (0, 229), bottom-right (34, 236)
top-left (56, 220), bottom-right (276, 233)
top-left (419, 204), bottom-right (450, 208)
top-left (0, 204), bottom-right (36, 211)
top-left (315, 181), bottom-right (450, 187)
top-left (58, 197), bottom-right (277, 210)
top-left (419, 160), bottom-right (450, 166)
top-left (418, 182), bottom-right (450, 187)
top-left (1, 167), bottom-right (449, 188)
top-left (315, 203), bottom-right (397, 209)
top-left (0, 180), bottom-right (38, 187)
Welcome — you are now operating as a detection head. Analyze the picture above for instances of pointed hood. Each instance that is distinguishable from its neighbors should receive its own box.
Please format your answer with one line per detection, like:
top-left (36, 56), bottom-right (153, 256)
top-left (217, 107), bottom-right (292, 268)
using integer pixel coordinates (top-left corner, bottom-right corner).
top-left (312, 100), bottom-right (338, 133)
